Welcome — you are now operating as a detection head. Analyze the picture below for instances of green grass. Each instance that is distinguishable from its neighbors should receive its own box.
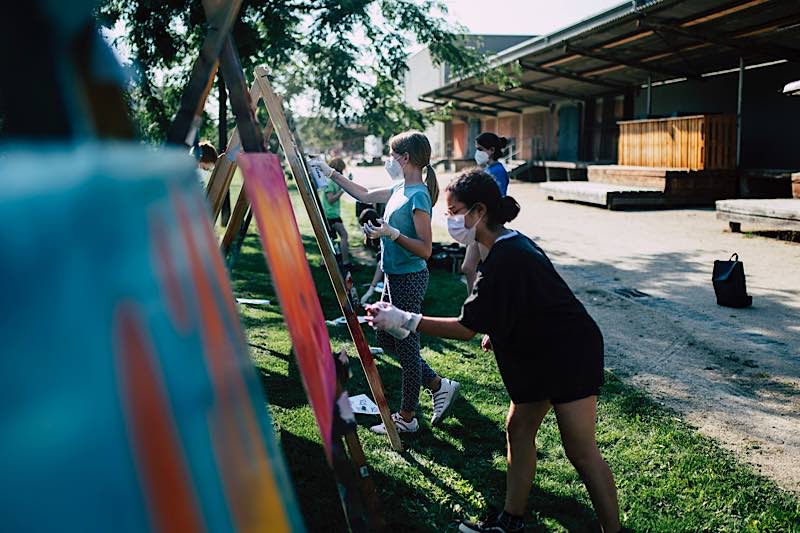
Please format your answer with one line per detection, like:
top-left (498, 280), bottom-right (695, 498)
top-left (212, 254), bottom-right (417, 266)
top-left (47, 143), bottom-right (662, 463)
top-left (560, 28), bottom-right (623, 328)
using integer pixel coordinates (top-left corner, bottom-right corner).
top-left (227, 183), bottom-right (800, 532)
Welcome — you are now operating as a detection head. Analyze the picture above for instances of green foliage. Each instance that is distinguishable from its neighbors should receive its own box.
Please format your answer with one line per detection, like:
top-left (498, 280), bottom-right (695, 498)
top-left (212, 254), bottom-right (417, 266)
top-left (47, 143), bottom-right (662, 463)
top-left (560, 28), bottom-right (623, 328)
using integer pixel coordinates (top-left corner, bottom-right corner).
top-left (97, 0), bottom-right (489, 143)
top-left (220, 182), bottom-right (800, 532)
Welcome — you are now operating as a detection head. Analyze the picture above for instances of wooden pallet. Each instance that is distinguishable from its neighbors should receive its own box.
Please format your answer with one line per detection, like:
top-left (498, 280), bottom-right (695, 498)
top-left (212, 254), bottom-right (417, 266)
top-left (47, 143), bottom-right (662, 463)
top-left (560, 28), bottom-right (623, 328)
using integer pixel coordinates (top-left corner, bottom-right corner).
top-left (541, 181), bottom-right (665, 210)
top-left (587, 165), bottom-right (738, 204)
top-left (716, 199), bottom-right (800, 232)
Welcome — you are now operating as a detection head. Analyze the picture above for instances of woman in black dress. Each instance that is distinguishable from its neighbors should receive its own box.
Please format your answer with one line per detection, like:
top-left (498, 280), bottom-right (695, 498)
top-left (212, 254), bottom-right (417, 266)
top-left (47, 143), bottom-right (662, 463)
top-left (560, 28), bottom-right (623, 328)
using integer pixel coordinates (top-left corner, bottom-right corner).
top-left (367, 168), bottom-right (621, 533)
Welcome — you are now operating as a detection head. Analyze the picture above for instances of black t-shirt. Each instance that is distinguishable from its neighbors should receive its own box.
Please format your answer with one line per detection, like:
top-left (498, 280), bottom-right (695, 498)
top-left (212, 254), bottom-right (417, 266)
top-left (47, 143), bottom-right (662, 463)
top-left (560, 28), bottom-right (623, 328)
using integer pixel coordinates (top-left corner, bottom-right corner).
top-left (458, 232), bottom-right (604, 402)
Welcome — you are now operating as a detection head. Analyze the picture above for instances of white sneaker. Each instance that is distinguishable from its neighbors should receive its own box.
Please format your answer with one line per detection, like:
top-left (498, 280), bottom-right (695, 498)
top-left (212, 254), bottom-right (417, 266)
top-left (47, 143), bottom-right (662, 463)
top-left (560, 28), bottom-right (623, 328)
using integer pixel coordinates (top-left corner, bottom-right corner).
top-left (370, 412), bottom-right (418, 435)
top-left (430, 378), bottom-right (461, 426)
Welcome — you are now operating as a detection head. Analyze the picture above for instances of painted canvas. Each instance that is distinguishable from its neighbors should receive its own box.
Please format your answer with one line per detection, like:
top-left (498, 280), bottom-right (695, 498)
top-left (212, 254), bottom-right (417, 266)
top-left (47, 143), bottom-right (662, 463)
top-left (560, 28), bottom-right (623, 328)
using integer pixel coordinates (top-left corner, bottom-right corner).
top-left (237, 152), bottom-right (338, 463)
top-left (0, 144), bottom-right (304, 532)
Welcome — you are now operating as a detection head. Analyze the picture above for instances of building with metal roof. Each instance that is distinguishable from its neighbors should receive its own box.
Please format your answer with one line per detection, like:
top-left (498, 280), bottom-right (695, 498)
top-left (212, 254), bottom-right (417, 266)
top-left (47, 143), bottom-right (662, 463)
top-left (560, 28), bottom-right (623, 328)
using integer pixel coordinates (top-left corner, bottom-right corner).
top-left (411, 0), bottom-right (800, 177)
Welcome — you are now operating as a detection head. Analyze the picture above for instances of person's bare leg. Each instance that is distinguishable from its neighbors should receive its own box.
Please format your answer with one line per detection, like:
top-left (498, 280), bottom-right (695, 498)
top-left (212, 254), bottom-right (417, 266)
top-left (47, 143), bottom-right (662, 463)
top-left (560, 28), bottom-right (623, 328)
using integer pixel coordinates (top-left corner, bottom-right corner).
top-left (335, 222), bottom-right (350, 264)
top-left (504, 400), bottom-right (551, 516)
top-left (554, 396), bottom-right (620, 532)
top-left (461, 241), bottom-right (481, 293)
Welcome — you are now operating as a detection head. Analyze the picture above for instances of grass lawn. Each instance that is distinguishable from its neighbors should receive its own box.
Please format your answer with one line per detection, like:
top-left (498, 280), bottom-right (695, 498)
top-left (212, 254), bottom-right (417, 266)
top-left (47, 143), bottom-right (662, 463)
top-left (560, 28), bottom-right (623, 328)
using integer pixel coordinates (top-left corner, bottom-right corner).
top-left (220, 180), bottom-right (799, 532)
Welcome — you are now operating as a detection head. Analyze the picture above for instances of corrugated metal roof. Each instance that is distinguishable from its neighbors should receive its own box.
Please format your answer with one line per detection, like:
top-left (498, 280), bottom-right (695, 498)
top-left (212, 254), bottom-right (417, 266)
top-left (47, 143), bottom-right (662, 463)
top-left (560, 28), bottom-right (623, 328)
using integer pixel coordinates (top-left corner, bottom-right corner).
top-left (422, 0), bottom-right (800, 114)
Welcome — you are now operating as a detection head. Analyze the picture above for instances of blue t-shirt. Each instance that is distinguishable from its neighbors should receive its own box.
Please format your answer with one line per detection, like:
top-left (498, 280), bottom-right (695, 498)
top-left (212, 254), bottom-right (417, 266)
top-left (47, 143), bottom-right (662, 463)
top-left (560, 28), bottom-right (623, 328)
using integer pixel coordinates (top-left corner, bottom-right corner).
top-left (380, 183), bottom-right (432, 275)
top-left (486, 161), bottom-right (509, 197)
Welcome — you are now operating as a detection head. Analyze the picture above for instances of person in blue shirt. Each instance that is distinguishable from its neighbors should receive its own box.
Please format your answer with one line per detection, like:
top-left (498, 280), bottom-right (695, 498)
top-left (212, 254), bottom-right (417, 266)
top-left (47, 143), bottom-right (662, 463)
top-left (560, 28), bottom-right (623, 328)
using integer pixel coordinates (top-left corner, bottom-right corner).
top-left (308, 131), bottom-right (461, 435)
top-left (462, 132), bottom-right (511, 292)
top-left (475, 132), bottom-right (509, 195)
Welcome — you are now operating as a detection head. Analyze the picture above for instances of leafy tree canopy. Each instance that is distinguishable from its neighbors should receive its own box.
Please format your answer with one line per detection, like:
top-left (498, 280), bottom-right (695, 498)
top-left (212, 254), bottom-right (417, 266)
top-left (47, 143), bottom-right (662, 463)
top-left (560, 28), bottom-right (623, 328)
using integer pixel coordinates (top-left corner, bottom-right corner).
top-left (98, 0), bottom-right (511, 144)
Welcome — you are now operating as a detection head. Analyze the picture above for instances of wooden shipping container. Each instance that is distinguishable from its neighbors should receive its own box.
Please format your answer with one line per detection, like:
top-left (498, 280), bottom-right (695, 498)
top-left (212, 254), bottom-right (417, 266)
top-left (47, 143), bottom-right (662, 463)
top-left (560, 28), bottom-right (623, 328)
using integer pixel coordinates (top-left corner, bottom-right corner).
top-left (618, 114), bottom-right (737, 170)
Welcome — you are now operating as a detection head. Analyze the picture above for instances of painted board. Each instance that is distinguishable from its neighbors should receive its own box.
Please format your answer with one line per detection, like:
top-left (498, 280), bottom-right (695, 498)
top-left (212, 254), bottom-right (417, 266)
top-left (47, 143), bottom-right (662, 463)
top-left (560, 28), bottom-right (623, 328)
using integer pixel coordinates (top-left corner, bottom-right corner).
top-left (0, 143), bottom-right (303, 533)
top-left (237, 152), bottom-right (338, 463)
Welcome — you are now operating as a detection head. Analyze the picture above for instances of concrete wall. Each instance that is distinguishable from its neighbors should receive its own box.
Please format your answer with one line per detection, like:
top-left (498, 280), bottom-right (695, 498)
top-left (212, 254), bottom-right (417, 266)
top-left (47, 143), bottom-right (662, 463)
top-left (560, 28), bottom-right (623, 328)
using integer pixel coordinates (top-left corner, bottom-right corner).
top-left (633, 62), bottom-right (800, 169)
top-left (403, 48), bottom-right (447, 159)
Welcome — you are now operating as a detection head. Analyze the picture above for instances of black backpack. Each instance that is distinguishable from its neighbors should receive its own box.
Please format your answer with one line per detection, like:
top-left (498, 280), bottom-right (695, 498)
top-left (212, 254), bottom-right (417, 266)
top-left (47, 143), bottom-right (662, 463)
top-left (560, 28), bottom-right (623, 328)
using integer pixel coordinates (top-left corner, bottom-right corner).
top-left (712, 253), bottom-right (753, 308)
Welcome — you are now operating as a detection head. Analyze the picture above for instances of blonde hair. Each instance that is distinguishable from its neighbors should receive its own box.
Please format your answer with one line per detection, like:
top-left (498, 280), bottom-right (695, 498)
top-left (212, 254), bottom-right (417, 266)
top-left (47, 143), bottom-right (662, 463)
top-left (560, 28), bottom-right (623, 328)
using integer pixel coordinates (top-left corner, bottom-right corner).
top-left (389, 130), bottom-right (439, 205)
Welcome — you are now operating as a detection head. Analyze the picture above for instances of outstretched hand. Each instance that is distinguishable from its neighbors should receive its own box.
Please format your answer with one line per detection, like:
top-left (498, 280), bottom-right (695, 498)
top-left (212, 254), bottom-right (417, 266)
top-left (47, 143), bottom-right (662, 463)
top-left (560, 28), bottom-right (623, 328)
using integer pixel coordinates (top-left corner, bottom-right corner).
top-left (307, 156), bottom-right (332, 177)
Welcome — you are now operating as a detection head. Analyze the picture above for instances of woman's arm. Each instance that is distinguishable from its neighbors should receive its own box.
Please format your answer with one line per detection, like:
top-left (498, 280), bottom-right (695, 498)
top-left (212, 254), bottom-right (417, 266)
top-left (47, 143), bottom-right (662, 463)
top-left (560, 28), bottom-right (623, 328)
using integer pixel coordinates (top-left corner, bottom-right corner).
top-left (417, 316), bottom-right (476, 341)
top-left (329, 170), bottom-right (393, 204)
top-left (392, 209), bottom-right (433, 259)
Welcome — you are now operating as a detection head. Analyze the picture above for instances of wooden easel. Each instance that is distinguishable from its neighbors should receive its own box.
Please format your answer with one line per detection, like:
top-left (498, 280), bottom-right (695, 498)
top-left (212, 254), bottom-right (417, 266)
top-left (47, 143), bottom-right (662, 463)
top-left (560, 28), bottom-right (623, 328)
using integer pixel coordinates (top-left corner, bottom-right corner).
top-left (166, 1), bottom-right (395, 530)
top-left (202, 66), bottom-right (404, 453)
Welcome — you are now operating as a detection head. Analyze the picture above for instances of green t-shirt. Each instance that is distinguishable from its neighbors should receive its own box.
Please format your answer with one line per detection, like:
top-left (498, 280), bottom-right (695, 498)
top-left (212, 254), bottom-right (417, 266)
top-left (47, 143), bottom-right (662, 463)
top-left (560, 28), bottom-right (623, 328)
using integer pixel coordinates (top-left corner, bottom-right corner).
top-left (380, 183), bottom-right (432, 275)
top-left (322, 179), bottom-right (342, 219)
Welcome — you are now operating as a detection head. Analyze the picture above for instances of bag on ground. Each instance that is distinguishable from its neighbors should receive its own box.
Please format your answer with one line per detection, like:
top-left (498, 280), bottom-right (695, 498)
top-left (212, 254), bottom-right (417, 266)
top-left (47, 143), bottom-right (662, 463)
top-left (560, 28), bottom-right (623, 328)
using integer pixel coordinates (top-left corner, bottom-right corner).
top-left (712, 252), bottom-right (752, 308)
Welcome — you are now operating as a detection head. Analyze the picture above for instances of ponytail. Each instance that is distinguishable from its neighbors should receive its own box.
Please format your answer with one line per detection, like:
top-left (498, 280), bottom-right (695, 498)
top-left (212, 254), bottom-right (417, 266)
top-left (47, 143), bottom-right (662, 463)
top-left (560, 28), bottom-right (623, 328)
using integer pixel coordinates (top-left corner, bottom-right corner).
top-left (499, 195), bottom-right (520, 223)
top-left (425, 164), bottom-right (439, 206)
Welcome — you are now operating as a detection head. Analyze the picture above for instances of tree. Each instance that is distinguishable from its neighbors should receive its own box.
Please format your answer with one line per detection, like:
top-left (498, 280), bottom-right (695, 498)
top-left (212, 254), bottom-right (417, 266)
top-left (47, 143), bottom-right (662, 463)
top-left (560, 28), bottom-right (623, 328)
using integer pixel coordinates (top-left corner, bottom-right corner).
top-left (97, 0), bottom-right (506, 144)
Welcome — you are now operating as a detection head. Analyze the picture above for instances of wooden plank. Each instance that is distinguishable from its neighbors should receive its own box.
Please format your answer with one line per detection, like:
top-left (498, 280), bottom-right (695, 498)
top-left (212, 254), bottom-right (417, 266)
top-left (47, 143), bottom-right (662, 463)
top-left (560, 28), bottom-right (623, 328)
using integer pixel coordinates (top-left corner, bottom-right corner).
top-left (617, 115), bottom-right (735, 170)
top-left (205, 79), bottom-right (263, 221)
top-left (253, 67), bottom-right (404, 453)
top-left (716, 210), bottom-right (800, 231)
top-left (166, 0), bottom-right (242, 145)
top-left (220, 187), bottom-right (249, 256)
top-left (716, 199), bottom-right (800, 221)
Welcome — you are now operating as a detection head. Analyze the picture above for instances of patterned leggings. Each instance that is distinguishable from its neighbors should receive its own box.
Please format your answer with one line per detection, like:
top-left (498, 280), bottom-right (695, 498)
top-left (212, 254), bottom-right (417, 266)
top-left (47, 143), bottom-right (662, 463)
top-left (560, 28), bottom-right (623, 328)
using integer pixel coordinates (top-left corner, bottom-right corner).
top-left (378, 269), bottom-right (438, 412)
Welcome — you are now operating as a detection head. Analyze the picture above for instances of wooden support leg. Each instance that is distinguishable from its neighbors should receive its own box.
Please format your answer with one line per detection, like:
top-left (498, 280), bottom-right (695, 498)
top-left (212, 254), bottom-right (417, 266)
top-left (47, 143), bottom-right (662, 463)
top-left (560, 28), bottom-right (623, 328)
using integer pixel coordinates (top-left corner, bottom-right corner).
top-left (221, 186), bottom-right (249, 256)
top-left (254, 67), bottom-right (403, 452)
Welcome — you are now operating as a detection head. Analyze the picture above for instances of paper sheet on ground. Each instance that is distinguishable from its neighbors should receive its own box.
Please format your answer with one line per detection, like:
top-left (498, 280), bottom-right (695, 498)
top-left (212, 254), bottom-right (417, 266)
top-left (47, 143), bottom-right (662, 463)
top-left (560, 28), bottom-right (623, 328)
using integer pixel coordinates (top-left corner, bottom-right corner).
top-left (236, 298), bottom-right (271, 305)
top-left (348, 394), bottom-right (380, 415)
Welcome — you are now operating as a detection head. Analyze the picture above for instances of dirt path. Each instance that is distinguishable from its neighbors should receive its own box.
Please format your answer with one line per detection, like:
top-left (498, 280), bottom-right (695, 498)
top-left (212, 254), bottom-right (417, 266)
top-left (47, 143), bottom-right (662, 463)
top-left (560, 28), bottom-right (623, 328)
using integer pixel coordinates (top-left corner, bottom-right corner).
top-left (349, 167), bottom-right (800, 493)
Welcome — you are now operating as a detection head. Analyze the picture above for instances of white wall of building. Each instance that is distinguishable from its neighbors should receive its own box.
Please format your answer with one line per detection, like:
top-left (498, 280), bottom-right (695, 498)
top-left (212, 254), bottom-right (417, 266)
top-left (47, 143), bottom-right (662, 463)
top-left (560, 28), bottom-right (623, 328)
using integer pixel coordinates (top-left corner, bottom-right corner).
top-left (404, 48), bottom-right (446, 159)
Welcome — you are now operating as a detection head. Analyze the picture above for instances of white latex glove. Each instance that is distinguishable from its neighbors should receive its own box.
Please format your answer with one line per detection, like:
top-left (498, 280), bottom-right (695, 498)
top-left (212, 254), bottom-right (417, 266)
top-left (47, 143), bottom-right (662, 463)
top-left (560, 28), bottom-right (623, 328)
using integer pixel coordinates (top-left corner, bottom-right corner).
top-left (307, 156), bottom-right (333, 177)
top-left (360, 286), bottom-right (376, 305)
top-left (365, 302), bottom-right (422, 339)
top-left (363, 218), bottom-right (400, 241)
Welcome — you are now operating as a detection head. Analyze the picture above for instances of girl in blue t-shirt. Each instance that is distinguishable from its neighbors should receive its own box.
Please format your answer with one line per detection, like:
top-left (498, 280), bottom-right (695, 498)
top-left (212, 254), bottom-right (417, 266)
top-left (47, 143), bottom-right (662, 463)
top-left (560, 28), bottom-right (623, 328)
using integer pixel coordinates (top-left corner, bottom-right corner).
top-left (308, 131), bottom-right (460, 435)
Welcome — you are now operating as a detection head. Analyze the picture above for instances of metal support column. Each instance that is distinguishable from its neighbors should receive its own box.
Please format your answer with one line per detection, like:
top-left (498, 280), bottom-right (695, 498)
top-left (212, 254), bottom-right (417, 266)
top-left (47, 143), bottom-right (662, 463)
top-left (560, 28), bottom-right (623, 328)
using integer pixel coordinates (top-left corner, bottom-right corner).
top-left (736, 57), bottom-right (744, 167)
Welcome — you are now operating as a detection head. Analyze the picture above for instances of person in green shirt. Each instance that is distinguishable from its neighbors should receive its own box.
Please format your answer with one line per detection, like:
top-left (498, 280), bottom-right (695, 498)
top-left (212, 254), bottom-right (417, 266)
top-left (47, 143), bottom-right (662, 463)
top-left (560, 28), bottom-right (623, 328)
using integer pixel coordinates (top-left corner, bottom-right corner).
top-left (322, 157), bottom-right (355, 270)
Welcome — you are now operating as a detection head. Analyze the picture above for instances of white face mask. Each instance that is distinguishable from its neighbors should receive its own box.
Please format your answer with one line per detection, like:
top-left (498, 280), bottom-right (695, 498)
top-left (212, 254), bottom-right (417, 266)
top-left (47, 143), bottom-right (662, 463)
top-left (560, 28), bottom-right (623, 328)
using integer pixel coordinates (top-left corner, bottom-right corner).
top-left (447, 206), bottom-right (483, 246)
top-left (384, 157), bottom-right (403, 180)
top-left (474, 150), bottom-right (490, 166)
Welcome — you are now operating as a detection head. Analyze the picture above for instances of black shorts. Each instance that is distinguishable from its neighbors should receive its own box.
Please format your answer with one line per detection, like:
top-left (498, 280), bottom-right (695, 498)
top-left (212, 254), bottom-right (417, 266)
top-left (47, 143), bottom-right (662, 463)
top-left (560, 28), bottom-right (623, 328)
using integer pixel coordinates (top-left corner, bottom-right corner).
top-left (327, 217), bottom-right (343, 226)
top-left (496, 318), bottom-right (605, 405)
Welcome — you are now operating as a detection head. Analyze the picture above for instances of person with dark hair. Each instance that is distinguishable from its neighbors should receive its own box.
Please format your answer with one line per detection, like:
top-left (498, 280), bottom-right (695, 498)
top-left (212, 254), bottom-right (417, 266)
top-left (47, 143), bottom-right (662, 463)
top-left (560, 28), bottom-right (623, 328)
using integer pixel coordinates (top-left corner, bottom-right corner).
top-left (358, 208), bottom-right (384, 305)
top-left (195, 141), bottom-right (218, 187)
top-left (475, 132), bottom-right (509, 196)
top-left (461, 132), bottom-right (513, 292)
top-left (366, 168), bottom-right (621, 533)
top-left (308, 131), bottom-right (460, 435)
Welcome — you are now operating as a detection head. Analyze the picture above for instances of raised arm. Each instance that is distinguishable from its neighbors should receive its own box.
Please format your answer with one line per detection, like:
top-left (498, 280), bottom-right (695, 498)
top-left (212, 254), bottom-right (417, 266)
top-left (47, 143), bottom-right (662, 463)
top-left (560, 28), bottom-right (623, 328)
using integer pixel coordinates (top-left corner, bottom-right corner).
top-left (307, 157), bottom-right (393, 204)
top-left (329, 169), bottom-right (393, 204)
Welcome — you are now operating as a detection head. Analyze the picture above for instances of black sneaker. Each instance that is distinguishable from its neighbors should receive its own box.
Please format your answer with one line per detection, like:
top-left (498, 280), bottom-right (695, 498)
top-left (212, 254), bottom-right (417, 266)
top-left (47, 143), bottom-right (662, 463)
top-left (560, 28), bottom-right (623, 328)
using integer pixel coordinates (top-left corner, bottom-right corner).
top-left (459, 506), bottom-right (523, 533)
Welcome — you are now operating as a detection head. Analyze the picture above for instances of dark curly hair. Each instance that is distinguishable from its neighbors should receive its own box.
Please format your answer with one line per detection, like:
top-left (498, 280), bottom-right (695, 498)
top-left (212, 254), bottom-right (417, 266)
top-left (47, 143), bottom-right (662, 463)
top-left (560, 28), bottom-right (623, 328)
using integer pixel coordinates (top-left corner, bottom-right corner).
top-left (446, 167), bottom-right (520, 230)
